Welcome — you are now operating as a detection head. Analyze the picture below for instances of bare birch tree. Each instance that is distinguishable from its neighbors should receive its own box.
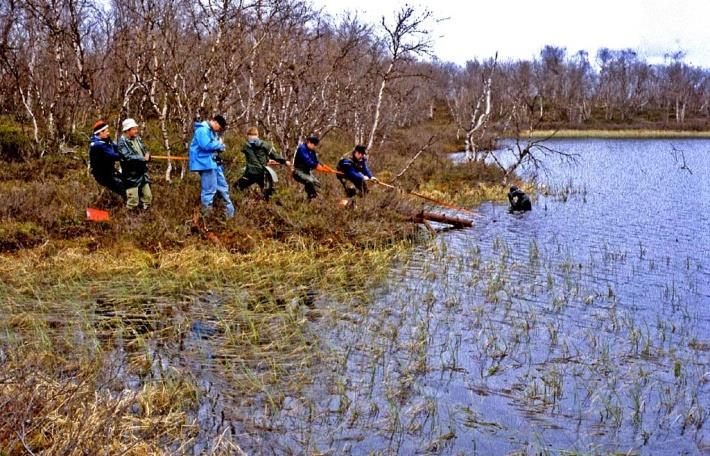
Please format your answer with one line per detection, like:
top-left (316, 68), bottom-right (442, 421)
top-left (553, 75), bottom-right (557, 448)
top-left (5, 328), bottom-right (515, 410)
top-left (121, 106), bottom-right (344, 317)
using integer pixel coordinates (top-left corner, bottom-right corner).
top-left (366, 5), bottom-right (432, 152)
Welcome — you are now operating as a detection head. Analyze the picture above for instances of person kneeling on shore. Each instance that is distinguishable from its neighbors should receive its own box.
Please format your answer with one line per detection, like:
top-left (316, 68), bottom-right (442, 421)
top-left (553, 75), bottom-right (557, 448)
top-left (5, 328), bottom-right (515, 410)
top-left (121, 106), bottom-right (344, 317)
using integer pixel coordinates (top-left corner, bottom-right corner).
top-left (188, 115), bottom-right (235, 219)
top-left (89, 120), bottom-right (124, 198)
top-left (117, 118), bottom-right (152, 210)
top-left (508, 186), bottom-right (532, 212)
top-left (336, 145), bottom-right (376, 198)
top-left (236, 127), bottom-right (290, 201)
top-left (292, 135), bottom-right (322, 200)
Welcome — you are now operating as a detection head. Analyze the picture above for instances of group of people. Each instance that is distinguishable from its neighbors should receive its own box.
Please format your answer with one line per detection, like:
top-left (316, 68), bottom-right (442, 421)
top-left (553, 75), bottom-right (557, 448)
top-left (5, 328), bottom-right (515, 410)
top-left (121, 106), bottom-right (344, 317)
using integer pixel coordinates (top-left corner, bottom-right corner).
top-left (90, 114), bottom-right (533, 217)
top-left (88, 114), bottom-right (378, 217)
top-left (89, 118), bottom-right (153, 210)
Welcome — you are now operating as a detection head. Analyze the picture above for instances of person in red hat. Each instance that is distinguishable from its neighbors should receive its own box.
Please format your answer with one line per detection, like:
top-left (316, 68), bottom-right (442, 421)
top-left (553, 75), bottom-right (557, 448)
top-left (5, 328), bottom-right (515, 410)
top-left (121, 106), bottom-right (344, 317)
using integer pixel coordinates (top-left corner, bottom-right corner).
top-left (88, 119), bottom-right (124, 197)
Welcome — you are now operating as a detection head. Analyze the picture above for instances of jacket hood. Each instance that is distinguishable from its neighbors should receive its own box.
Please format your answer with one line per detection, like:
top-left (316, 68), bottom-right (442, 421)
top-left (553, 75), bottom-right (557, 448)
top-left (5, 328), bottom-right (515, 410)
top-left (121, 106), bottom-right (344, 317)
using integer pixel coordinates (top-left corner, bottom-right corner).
top-left (194, 121), bottom-right (211, 131)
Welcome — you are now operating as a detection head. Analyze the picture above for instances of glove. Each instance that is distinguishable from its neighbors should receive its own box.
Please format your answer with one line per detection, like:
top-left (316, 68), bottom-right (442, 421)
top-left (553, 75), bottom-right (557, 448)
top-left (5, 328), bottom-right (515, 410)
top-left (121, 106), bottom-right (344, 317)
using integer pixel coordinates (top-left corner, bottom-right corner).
top-left (362, 175), bottom-right (370, 181)
top-left (370, 177), bottom-right (378, 182)
top-left (214, 153), bottom-right (224, 166)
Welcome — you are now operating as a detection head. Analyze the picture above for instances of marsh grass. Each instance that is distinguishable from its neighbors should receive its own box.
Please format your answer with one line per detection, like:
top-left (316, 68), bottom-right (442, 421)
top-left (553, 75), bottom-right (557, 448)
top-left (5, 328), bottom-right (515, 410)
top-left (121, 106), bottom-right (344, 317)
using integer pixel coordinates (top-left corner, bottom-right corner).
top-left (0, 240), bottom-right (410, 453)
top-left (263, 227), bottom-right (709, 454)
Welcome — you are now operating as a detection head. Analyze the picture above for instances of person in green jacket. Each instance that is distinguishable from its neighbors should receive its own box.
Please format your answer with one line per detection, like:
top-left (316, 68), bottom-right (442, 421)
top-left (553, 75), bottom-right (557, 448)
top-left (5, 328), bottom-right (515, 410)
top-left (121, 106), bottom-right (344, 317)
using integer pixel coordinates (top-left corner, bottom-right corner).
top-left (117, 118), bottom-right (152, 210)
top-left (235, 127), bottom-right (290, 201)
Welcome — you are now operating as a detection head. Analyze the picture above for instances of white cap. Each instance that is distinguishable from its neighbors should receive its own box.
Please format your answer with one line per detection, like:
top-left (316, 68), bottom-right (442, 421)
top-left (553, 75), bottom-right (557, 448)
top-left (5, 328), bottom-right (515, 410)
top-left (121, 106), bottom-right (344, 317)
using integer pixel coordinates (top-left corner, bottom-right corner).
top-left (122, 118), bottom-right (139, 132)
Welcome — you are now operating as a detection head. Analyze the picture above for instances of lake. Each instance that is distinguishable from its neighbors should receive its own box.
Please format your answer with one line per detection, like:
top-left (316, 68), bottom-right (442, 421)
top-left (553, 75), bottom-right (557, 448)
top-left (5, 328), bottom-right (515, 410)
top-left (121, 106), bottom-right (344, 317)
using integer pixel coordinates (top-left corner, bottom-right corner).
top-left (233, 139), bottom-right (710, 455)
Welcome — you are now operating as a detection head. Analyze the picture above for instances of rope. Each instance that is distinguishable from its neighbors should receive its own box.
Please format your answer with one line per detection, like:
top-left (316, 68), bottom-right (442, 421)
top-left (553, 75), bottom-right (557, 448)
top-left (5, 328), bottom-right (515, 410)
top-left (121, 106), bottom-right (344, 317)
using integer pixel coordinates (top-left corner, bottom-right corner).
top-left (370, 179), bottom-right (479, 216)
top-left (313, 165), bottom-right (478, 216)
top-left (150, 155), bottom-right (189, 160)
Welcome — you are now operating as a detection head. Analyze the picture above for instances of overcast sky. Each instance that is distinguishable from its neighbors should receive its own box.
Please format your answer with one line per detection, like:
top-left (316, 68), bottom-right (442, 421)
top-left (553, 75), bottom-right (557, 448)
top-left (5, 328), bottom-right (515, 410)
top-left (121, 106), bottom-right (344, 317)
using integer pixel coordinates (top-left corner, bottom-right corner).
top-left (310, 0), bottom-right (710, 67)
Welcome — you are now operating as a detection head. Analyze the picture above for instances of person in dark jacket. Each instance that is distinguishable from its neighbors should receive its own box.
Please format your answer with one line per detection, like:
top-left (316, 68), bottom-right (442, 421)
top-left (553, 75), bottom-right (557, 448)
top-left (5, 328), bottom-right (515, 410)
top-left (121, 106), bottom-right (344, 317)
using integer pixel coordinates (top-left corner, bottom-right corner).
top-left (236, 127), bottom-right (290, 200)
top-left (508, 186), bottom-right (532, 211)
top-left (188, 115), bottom-right (234, 218)
top-left (88, 120), bottom-right (124, 196)
top-left (336, 145), bottom-right (375, 198)
top-left (292, 135), bottom-right (321, 199)
top-left (117, 118), bottom-right (152, 210)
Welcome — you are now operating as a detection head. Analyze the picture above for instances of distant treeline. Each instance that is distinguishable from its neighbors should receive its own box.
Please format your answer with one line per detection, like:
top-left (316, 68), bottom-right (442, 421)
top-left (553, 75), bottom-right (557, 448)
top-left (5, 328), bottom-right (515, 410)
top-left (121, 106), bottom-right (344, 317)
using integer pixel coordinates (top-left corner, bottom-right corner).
top-left (1, 0), bottom-right (708, 162)
top-left (447, 46), bottom-right (709, 132)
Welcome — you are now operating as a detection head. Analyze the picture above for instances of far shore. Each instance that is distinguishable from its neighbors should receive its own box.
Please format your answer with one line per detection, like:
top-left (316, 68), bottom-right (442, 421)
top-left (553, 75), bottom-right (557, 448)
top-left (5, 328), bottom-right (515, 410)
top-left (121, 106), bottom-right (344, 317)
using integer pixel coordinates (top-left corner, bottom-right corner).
top-left (520, 129), bottom-right (710, 139)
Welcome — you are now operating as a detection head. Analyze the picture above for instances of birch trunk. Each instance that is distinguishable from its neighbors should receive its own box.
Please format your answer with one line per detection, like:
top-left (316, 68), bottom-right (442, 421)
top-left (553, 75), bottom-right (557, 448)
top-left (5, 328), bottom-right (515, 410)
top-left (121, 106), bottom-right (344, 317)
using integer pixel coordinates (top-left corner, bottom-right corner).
top-left (367, 61), bottom-right (394, 151)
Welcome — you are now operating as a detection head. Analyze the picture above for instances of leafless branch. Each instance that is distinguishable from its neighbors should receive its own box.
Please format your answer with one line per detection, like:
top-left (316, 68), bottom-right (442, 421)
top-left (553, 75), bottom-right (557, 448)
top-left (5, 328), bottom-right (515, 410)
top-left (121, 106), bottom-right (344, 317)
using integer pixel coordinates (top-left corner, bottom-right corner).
top-left (391, 135), bottom-right (439, 182)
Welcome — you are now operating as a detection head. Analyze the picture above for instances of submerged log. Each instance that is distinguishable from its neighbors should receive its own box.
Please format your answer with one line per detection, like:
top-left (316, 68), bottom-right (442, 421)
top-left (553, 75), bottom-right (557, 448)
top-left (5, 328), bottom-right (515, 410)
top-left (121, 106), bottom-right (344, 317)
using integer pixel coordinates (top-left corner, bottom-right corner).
top-left (411, 211), bottom-right (473, 229)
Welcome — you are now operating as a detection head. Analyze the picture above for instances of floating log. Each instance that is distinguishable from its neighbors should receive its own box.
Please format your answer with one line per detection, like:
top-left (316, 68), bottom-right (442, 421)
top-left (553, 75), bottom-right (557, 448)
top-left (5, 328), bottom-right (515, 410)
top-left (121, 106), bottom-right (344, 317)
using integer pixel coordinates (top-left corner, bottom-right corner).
top-left (411, 211), bottom-right (473, 229)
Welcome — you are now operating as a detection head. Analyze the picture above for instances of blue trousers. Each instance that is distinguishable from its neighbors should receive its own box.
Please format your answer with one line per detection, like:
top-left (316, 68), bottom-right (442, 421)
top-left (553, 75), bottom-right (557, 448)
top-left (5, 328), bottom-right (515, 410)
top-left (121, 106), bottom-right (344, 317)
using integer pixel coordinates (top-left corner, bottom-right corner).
top-left (199, 167), bottom-right (235, 218)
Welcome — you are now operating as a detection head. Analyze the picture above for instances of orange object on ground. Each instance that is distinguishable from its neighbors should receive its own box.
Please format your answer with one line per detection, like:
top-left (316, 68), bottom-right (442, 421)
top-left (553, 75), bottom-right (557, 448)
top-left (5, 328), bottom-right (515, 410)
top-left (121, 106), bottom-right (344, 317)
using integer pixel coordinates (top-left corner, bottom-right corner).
top-left (86, 207), bottom-right (110, 222)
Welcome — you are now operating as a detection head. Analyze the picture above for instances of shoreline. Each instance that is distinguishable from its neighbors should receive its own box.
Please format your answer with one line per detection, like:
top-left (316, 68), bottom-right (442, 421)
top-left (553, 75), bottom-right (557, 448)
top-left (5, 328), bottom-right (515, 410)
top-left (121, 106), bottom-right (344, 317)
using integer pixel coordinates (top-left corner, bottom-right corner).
top-left (520, 129), bottom-right (710, 139)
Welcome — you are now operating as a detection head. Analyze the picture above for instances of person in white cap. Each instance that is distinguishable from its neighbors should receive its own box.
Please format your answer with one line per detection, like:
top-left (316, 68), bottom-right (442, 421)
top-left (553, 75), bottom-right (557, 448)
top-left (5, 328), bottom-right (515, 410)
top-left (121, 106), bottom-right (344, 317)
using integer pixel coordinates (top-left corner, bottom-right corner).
top-left (117, 118), bottom-right (152, 210)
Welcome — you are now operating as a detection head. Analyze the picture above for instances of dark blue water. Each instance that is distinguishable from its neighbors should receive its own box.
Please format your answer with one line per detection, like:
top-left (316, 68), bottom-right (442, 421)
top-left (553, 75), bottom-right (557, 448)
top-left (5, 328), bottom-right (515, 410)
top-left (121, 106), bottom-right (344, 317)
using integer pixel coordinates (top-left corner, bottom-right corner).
top-left (238, 139), bottom-right (710, 455)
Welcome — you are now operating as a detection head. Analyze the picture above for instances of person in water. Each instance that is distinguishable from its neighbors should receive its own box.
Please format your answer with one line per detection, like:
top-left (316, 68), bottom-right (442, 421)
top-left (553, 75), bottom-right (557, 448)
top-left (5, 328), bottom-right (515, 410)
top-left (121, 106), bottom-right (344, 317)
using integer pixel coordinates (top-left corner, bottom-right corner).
top-left (508, 186), bottom-right (532, 211)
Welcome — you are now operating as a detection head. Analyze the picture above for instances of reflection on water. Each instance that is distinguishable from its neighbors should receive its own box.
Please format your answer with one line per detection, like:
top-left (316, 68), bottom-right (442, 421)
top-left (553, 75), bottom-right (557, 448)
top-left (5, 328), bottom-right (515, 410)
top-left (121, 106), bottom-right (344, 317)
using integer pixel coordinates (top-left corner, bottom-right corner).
top-left (231, 139), bottom-right (709, 454)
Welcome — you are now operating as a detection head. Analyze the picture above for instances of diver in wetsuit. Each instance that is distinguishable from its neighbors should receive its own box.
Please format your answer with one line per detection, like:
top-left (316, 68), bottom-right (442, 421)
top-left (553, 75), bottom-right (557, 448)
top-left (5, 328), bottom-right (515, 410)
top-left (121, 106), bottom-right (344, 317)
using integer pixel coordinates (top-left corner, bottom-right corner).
top-left (508, 186), bottom-right (532, 212)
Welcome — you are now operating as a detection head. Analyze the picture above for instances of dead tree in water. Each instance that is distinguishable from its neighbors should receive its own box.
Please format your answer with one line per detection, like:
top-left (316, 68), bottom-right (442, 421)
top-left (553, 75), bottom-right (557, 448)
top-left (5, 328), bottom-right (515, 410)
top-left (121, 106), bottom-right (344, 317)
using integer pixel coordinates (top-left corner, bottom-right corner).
top-left (487, 103), bottom-right (577, 182)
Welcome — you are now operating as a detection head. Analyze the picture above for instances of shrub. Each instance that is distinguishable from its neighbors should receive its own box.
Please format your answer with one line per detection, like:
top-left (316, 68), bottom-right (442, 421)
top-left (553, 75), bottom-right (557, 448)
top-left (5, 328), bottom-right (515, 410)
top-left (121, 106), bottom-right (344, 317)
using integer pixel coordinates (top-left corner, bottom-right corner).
top-left (0, 123), bottom-right (32, 162)
top-left (0, 221), bottom-right (46, 251)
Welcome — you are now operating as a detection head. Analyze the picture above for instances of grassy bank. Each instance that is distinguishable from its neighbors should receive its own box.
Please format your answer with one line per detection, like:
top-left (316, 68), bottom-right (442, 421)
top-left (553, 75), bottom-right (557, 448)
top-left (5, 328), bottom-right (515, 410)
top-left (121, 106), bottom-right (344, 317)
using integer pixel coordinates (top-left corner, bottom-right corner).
top-left (0, 114), bottom-right (510, 453)
top-left (522, 128), bottom-right (710, 139)
top-left (0, 240), bottom-right (407, 453)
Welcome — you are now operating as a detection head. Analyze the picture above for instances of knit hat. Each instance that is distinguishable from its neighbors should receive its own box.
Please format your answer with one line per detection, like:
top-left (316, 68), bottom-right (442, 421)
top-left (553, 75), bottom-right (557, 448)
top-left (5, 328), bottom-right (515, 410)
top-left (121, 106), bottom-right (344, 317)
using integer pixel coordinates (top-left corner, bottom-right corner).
top-left (122, 118), bottom-right (138, 132)
top-left (213, 115), bottom-right (227, 130)
top-left (246, 127), bottom-right (259, 137)
top-left (306, 135), bottom-right (320, 145)
top-left (354, 145), bottom-right (367, 154)
top-left (93, 120), bottom-right (109, 135)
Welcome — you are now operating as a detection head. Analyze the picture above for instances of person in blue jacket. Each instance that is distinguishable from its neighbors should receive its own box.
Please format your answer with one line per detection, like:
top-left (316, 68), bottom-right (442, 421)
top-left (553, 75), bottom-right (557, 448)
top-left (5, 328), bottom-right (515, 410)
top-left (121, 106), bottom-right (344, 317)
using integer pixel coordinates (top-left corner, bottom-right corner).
top-left (292, 135), bottom-right (321, 199)
top-left (336, 145), bottom-right (376, 198)
top-left (88, 119), bottom-right (124, 196)
top-left (188, 115), bottom-right (235, 219)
